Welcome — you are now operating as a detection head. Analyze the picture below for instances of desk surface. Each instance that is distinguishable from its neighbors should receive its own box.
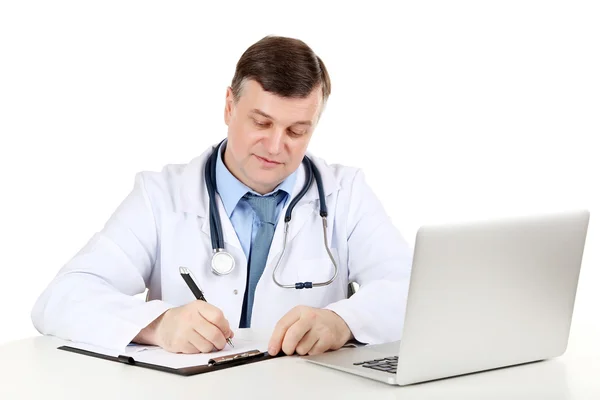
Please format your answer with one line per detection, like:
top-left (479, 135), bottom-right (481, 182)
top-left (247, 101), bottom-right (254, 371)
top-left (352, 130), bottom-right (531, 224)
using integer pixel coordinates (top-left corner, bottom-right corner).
top-left (2, 323), bottom-right (600, 400)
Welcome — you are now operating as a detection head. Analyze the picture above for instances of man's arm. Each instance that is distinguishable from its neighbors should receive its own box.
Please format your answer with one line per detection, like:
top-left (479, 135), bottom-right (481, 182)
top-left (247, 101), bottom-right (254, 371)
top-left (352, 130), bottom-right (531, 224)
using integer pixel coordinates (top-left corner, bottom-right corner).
top-left (31, 173), bottom-right (173, 351)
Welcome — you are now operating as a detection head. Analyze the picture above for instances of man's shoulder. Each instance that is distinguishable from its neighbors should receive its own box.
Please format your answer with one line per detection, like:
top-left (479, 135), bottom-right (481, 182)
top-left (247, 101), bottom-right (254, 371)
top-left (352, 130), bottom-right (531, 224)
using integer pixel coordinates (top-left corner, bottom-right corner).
top-left (132, 153), bottom-right (208, 213)
top-left (308, 153), bottom-right (363, 189)
top-left (138, 155), bottom-right (202, 188)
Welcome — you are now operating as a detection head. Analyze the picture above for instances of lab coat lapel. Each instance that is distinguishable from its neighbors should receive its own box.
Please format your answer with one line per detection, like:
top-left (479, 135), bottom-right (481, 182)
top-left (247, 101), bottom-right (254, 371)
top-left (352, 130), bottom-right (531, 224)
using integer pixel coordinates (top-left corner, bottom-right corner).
top-left (265, 155), bottom-right (334, 267)
top-left (199, 192), bottom-right (243, 252)
top-left (179, 145), bottom-right (243, 252)
top-left (266, 202), bottom-right (315, 268)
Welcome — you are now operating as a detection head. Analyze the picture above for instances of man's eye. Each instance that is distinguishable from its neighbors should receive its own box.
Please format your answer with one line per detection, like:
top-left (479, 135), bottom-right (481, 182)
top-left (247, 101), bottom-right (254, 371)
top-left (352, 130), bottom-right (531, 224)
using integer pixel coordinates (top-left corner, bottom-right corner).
top-left (289, 129), bottom-right (304, 137)
top-left (253, 120), bottom-right (269, 128)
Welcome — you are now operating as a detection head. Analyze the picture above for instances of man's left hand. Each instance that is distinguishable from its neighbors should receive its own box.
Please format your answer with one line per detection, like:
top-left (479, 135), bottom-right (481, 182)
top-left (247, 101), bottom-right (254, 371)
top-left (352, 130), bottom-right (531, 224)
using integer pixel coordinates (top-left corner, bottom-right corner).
top-left (268, 306), bottom-right (353, 356)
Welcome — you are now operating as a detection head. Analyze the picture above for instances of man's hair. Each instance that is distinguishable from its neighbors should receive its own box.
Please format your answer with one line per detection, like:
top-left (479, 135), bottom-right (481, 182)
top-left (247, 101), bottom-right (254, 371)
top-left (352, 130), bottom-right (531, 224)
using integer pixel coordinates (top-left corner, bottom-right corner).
top-left (230, 35), bottom-right (331, 108)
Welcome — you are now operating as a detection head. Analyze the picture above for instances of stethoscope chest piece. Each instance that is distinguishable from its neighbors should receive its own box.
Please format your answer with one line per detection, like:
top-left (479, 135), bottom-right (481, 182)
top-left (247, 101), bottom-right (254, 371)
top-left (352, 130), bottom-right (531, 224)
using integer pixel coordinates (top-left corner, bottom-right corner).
top-left (211, 249), bottom-right (235, 275)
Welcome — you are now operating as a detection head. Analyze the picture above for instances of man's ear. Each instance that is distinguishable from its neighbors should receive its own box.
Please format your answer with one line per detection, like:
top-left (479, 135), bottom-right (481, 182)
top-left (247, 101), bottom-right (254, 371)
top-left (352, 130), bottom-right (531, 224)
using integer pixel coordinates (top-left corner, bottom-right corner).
top-left (224, 86), bottom-right (234, 126)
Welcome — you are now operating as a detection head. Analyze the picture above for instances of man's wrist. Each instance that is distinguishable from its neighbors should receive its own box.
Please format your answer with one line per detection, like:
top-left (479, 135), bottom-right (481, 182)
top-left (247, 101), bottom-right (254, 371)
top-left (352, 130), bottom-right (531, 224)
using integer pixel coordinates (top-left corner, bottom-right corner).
top-left (324, 309), bottom-right (353, 347)
top-left (133, 311), bottom-right (166, 345)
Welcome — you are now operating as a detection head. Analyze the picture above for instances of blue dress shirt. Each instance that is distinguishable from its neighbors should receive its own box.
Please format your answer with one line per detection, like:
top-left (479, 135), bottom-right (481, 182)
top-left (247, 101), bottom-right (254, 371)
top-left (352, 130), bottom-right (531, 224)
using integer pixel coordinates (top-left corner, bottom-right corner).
top-left (214, 141), bottom-right (297, 260)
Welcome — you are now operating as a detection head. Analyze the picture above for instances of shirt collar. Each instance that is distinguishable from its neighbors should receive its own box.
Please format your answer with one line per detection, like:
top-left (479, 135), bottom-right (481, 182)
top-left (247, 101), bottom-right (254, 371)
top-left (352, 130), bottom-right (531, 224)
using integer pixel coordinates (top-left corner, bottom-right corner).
top-left (215, 140), bottom-right (298, 217)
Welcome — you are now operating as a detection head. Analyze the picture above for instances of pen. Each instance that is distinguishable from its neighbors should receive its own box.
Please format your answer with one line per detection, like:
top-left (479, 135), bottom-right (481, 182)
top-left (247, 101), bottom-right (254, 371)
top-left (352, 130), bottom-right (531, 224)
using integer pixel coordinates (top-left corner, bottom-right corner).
top-left (179, 266), bottom-right (234, 348)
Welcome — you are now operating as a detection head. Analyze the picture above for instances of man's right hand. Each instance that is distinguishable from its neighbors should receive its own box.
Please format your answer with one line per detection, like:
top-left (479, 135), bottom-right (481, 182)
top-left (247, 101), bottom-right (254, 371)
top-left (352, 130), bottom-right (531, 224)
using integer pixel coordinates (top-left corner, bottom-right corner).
top-left (134, 300), bottom-right (234, 354)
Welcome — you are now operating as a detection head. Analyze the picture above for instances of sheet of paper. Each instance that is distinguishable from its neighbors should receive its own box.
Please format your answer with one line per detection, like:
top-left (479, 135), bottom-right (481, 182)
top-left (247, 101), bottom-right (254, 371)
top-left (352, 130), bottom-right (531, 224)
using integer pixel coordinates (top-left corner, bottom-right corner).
top-left (132, 337), bottom-right (269, 369)
top-left (64, 341), bottom-right (158, 357)
top-left (62, 335), bottom-right (270, 369)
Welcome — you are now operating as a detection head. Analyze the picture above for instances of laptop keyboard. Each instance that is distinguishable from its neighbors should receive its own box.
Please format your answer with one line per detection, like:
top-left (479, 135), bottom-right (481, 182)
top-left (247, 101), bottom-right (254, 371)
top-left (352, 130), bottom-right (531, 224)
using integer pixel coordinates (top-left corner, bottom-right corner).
top-left (353, 356), bottom-right (398, 374)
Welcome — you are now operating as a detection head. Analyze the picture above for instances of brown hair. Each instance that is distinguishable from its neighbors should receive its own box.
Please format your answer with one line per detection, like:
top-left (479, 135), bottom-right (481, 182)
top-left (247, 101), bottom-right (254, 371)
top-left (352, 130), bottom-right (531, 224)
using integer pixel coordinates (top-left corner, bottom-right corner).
top-left (230, 35), bottom-right (331, 108)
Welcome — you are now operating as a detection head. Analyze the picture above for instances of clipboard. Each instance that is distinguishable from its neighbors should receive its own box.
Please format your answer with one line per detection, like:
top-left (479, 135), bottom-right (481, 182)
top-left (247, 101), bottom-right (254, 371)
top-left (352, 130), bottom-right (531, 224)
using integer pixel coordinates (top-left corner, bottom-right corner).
top-left (57, 345), bottom-right (284, 376)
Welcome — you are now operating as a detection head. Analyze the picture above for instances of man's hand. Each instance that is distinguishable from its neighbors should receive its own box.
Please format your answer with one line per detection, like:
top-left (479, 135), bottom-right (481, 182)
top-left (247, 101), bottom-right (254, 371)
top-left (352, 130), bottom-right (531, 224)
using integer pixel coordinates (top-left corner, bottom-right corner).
top-left (268, 306), bottom-right (353, 356)
top-left (134, 300), bottom-right (234, 354)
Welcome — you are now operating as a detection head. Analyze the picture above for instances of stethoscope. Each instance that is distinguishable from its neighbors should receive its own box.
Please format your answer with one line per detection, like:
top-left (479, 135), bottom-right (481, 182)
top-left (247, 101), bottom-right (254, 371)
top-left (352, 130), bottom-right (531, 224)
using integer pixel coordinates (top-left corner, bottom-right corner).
top-left (204, 140), bottom-right (338, 289)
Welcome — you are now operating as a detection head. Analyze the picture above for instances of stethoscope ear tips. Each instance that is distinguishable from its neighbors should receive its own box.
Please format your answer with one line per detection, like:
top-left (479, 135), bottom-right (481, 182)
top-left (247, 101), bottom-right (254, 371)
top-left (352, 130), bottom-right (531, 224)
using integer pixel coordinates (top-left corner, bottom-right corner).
top-left (294, 282), bottom-right (313, 289)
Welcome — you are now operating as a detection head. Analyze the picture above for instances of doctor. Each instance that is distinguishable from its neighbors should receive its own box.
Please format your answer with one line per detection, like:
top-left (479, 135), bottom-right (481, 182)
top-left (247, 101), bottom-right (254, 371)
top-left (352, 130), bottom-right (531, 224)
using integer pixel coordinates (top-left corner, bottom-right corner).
top-left (31, 35), bottom-right (413, 357)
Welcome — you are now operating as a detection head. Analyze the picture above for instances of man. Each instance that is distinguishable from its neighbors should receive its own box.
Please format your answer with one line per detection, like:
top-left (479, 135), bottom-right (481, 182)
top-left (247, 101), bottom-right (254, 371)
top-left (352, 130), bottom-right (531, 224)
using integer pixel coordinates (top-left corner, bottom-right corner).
top-left (31, 35), bottom-right (413, 357)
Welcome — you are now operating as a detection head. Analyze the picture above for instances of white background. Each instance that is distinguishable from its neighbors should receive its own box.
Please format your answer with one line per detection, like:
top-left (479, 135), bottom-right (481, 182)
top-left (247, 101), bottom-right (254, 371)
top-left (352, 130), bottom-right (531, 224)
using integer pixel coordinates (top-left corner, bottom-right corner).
top-left (0, 1), bottom-right (598, 346)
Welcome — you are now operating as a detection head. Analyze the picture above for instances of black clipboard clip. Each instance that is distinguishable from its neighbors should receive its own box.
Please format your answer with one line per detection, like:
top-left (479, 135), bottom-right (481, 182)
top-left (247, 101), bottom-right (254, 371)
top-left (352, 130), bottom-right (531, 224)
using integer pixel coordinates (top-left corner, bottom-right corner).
top-left (208, 349), bottom-right (264, 366)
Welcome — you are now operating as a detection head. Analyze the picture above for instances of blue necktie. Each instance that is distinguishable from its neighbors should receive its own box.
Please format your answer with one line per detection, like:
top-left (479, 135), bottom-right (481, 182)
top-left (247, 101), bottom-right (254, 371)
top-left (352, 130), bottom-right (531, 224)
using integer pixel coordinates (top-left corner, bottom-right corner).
top-left (240, 190), bottom-right (286, 328)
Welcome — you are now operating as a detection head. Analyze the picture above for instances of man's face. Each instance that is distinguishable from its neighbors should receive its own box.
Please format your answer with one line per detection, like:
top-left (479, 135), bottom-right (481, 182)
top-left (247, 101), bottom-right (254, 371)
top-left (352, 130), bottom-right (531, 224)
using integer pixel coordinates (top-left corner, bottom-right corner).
top-left (223, 79), bottom-right (322, 195)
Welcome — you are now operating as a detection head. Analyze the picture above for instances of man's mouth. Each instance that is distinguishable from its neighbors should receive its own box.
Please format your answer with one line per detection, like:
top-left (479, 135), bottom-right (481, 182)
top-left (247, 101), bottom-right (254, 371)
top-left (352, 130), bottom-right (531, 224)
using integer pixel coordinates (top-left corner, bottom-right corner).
top-left (255, 155), bottom-right (282, 165)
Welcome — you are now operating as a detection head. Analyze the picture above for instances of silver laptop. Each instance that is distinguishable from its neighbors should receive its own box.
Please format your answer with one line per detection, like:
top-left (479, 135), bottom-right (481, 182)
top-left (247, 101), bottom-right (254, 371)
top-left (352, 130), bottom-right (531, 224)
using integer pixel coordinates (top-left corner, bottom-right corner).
top-left (303, 209), bottom-right (590, 385)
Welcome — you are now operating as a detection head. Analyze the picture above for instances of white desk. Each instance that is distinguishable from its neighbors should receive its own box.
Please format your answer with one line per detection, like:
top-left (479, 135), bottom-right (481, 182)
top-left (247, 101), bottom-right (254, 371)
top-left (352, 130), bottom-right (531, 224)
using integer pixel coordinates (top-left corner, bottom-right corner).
top-left (1, 323), bottom-right (599, 400)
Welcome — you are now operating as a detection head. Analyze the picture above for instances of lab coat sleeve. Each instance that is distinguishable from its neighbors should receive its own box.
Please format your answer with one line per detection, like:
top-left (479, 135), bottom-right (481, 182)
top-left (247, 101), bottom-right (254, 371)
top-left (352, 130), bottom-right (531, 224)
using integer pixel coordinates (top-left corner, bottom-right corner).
top-left (324, 169), bottom-right (413, 345)
top-left (30, 172), bottom-right (173, 352)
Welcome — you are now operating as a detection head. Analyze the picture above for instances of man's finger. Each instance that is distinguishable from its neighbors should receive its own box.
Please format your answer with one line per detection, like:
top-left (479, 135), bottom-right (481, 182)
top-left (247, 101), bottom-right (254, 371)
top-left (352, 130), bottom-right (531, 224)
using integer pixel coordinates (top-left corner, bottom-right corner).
top-left (281, 317), bottom-right (313, 355)
top-left (268, 308), bottom-right (302, 355)
top-left (193, 312), bottom-right (227, 350)
top-left (184, 330), bottom-right (214, 354)
top-left (307, 338), bottom-right (330, 356)
top-left (294, 328), bottom-right (320, 356)
top-left (195, 301), bottom-right (232, 339)
top-left (178, 341), bottom-right (200, 354)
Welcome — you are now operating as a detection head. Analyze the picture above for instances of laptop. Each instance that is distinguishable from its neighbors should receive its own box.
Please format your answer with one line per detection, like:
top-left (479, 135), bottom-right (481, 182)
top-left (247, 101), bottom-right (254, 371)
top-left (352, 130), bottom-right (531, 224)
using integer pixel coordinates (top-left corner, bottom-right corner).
top-left (303, 209), bottom-right (590, 385)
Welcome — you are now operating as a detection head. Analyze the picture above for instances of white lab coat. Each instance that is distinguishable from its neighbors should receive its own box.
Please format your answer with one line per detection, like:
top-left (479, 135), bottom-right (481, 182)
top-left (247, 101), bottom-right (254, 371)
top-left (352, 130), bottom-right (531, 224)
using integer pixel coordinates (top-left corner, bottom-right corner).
top-left (31, 146), bottom-right (413, 352)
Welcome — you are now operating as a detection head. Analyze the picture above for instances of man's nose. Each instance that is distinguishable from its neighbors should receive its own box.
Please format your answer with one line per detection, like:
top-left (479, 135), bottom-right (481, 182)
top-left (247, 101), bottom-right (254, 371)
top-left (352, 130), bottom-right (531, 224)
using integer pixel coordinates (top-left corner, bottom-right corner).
top-left (265, 129), bottom-right (284, 155)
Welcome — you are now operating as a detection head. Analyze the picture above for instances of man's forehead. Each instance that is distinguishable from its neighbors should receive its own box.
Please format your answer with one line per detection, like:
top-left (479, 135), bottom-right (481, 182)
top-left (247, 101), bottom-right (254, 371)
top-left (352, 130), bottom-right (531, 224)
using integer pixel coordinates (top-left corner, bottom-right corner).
top-left (249, 108), bottom-right (313, 127)
top-left (239, 80), bottom-right (322, 123)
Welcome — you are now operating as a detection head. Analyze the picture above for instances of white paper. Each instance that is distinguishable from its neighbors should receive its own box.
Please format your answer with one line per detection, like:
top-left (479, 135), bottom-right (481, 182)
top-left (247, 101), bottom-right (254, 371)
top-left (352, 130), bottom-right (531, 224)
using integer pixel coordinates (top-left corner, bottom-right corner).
top-left (132, 337), bottom-right (269, 369)
top-left (64, 341), bottom-right (157, 357)
top-left (62, 335), bottom-right (270, 369)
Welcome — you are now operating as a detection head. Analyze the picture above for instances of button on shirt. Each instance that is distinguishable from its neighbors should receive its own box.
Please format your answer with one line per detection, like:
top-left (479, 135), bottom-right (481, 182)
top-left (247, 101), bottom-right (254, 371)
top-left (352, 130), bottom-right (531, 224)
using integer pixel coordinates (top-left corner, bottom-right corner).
top-left (214, 142), bottom-right (297, 260)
